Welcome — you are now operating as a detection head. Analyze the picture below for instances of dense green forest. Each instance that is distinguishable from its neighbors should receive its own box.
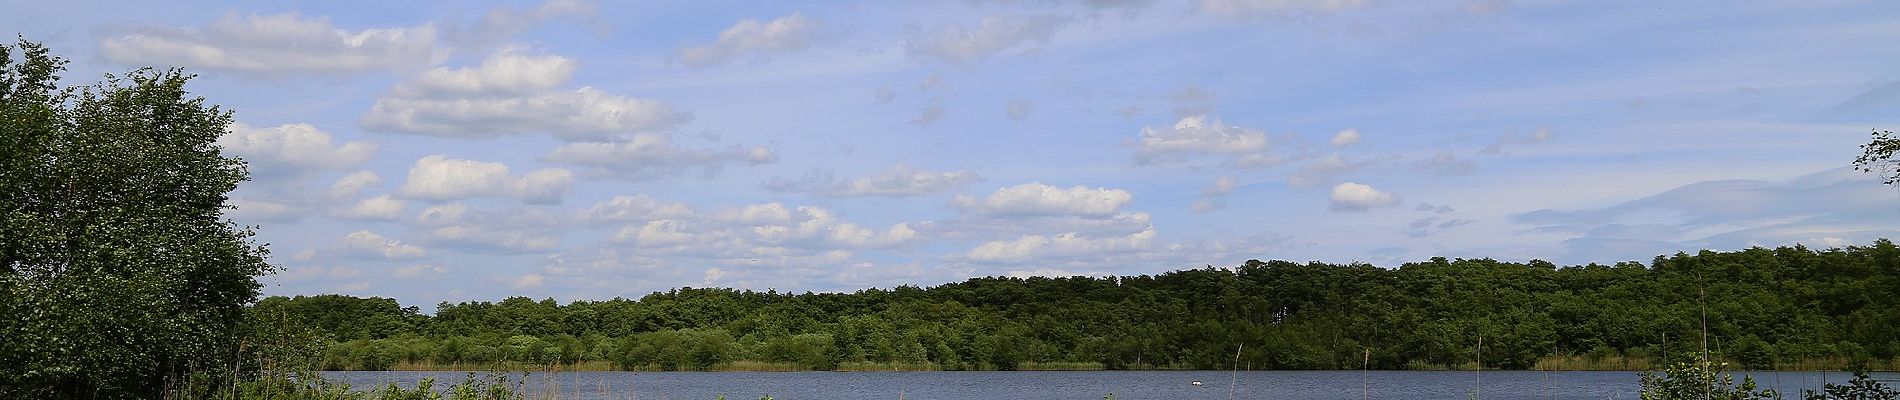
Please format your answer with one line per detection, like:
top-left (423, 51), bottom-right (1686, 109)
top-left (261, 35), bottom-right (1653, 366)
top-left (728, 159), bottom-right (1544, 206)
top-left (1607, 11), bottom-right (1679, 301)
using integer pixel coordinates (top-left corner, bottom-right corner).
top-left (264, 242), bottom-right (1900, 372)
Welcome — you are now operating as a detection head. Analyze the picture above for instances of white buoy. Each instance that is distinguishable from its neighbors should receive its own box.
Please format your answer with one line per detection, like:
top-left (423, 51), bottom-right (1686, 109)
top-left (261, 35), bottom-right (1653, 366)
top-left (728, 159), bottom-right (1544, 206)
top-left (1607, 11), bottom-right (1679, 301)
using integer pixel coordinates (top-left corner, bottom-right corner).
top-left (1191, 381), bottom-right (1203, 386)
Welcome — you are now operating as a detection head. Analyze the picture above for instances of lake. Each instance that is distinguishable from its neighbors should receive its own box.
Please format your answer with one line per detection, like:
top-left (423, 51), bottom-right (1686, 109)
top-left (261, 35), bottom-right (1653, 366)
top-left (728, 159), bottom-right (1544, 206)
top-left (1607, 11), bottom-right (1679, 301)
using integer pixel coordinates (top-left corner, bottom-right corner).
top-left (321, 370), bottom-right (1894, 399)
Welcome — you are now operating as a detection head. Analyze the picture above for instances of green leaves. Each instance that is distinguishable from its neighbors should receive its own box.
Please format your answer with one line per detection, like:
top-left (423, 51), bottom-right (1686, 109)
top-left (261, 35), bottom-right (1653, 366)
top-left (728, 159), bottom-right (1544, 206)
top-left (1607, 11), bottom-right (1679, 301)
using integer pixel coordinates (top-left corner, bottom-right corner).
top-left (2, 38), bottom-right (273, 398)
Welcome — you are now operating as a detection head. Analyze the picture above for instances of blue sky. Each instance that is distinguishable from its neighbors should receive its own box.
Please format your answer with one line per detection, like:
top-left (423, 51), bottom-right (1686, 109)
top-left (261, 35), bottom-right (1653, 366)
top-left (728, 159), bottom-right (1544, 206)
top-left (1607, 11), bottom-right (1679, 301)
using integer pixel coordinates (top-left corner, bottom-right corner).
top-left (9, 0), bottom-right (1900, 306)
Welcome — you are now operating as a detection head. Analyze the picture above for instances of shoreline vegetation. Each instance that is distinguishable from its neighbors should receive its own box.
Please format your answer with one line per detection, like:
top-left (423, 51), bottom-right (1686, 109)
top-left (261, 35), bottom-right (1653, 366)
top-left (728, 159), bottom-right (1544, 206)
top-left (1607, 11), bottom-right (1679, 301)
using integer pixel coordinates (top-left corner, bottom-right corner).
top-left (281, 241), bottom-right (1900, 376)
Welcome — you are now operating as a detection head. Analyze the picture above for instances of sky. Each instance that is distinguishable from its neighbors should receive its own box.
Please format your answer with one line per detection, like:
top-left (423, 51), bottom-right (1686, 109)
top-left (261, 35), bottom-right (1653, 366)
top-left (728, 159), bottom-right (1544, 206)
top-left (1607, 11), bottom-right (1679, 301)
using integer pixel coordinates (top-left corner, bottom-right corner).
top-left (7, 0), bottom-right (1900, 307)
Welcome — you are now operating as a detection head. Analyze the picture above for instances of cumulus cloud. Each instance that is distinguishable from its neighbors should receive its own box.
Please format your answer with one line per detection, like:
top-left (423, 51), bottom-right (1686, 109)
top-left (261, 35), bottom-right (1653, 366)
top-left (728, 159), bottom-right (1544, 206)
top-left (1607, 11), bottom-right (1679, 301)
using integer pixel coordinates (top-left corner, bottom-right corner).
top-left (674, 13), bottom-right (824, 69)
top-left (1200, 0), bottom-right (1370, 18)
top-left (410, 203), bottom-right (565, 254)
top-left (394, 48), bottom-right (575, 97)
top-left (100, 12), bottom-right (447, 74)
top-left (605, 202), bottom-right (921, 261)
top-left (546, 133), bottom-right (777, 180)
top-left (1328, 182), bottom-right (1400, 212)
top-left (1479, 128), bottom-right (1552, 155)
top-left (952, 183), bottom-right (1132, 217)
top-left (334, 230), bottom-right (427, 260)
top-left (1330, 128), bottom-right (1361, 147)
top-left (582, 195), bottom-right (695, 223)
top-left (330, 195), bottom-right (408, 221)
top-left (325, 171), bottom-right (383, 199)
top-left (219, 123), bottom-right (376, 177)
top-left (1131, 115), bottom-right (1271, 164)
top-left (362, 49), bottom-right (690, 141)
top-left (765, 165), bottom-right (983, 197)
top-left (966, 228), bottom-right (1156, 262)
top-left (511, 273), bottom-right (546, 289)
top-left (906, 15), bottom-right (1068, 64)
top-left (397, 155), bottom-right (574, 204)
top-left (422, 225), bottom-right (560, 253)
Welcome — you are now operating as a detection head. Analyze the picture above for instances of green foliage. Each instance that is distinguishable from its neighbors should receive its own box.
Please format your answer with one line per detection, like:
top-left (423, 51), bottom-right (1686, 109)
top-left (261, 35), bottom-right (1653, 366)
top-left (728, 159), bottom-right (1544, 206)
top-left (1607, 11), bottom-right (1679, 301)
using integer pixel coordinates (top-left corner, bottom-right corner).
top-left (1804, 371), bottom-right (1900, 400)
top-left (260, 241), bottom-right (1900, 373)
top-left (166, 372), bottom-right (523, 400)
top-left (1856, 129), bottom-right (1900, 186)
top-left (1638, 361), bottom-right (1778, 400)
top-left (2, 38), bottom-right (274, 398)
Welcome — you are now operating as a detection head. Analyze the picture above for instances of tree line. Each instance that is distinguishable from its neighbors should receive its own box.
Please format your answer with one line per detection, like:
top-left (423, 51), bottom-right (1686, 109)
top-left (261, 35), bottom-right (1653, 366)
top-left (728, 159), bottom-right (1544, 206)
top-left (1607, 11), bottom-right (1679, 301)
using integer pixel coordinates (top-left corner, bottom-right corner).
top-left (264, 242), bottom-right (1900, 372)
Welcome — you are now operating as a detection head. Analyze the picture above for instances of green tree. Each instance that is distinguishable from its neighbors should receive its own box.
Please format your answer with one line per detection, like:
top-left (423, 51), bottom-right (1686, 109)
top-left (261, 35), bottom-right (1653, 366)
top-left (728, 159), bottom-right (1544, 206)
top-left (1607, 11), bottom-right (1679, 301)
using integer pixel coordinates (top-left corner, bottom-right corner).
top-left (1855, 129), bottom-right (1900, 185)
top-left (1, 39), bottom-right (274, 398)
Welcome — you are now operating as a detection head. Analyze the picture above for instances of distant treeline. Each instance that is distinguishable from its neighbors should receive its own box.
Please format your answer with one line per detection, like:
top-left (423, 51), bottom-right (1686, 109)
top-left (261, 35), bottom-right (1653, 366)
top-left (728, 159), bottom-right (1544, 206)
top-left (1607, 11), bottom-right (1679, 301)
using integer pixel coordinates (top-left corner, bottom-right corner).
top-left (258, 241), bottom-right (1900, 372)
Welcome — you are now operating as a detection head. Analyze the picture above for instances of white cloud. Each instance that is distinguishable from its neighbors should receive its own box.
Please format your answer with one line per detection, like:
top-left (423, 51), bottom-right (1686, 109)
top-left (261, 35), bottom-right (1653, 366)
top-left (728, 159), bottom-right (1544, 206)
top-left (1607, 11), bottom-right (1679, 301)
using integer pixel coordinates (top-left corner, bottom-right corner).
top-left (583, 195), bottom-right (696, 223)
top-left (952, 183), bottom-right (1133, 217)
top-left (364, 87), bottom-right (688, 141)
top-left (219, 123), bottom-right (376, 176)
top-left (393, 264), bottom-right (447, 278)
top-left (1330, 129), bottom-right (1361, 147)
top-left (619, 204), bottom-right (918, 250)
top-left (409, 203), bottom-right (565, 253)
top-left (397, 155), bottom-right (574, 204)
top-left (325, 171), bottom-right (383, 199)
top-left (1328, 182), bottom-right (1400, 212)
top-left (362, 49), bottom-right (689, 141)
top-left (546, 134), bottom-right (777, 180)
top-left (512, 273), bottom-right (546, 289)
top-left (906, 15), bottom-right (1068, 64)
top-left (967, 228), bottom-right (1156, 262)
top-left (423, 224), bottom-right (560, 253)
top-left (767, 165), bottom-right (983, 197)
top-left (674, 13), bottom-right (824, 69)
top-left (1200, 0), bottom-right (1369, 18)
top-left (335, 230), bottom-right (427, 260)
top-left (330, 195), bottom-right (408, 221)
top-left (396, 49), bottom-right (575, 97)
top-left (1131, 115), bottom-right (1270, 164)
top-left (1203, 176), bottom-right (1239, 196)
top-left (100, 12), bottom-right (448, 74)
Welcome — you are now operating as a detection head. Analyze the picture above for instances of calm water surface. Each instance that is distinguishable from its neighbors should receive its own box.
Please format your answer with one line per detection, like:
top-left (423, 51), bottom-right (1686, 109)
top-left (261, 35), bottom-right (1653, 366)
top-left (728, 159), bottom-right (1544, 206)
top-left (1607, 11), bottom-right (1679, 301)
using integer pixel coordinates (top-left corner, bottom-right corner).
top-left (322, 370), bottom-right (1894, 399)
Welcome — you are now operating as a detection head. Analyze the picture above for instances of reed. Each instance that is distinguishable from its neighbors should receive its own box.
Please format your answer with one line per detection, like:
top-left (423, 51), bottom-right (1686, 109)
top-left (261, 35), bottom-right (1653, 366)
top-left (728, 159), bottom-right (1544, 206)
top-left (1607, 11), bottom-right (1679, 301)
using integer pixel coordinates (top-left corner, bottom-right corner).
top-left (1016, 361), bottom-right (1108, 371)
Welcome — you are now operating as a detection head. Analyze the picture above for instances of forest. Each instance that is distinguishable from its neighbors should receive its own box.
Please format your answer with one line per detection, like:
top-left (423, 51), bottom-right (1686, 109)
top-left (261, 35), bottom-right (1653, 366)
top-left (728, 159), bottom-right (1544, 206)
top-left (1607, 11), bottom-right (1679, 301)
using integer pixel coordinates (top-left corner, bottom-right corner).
top-left (262, 242), bottom-right (1900, 373)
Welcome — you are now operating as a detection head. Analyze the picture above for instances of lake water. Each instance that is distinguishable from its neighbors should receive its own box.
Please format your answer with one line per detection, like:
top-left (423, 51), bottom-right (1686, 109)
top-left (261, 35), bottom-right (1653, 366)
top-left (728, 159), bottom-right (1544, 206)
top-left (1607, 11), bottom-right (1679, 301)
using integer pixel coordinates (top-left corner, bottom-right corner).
top-left (321, 370), bottom-right (1894, 399)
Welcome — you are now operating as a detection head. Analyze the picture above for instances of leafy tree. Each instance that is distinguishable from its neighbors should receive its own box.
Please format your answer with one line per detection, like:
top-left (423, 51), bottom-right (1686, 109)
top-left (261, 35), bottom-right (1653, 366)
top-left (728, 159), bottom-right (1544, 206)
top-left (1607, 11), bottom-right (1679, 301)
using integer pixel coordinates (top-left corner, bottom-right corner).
top-left (1, 39), bottom-right (273, 398)
top-left (1856, 129), bottom-right (1900, 185)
